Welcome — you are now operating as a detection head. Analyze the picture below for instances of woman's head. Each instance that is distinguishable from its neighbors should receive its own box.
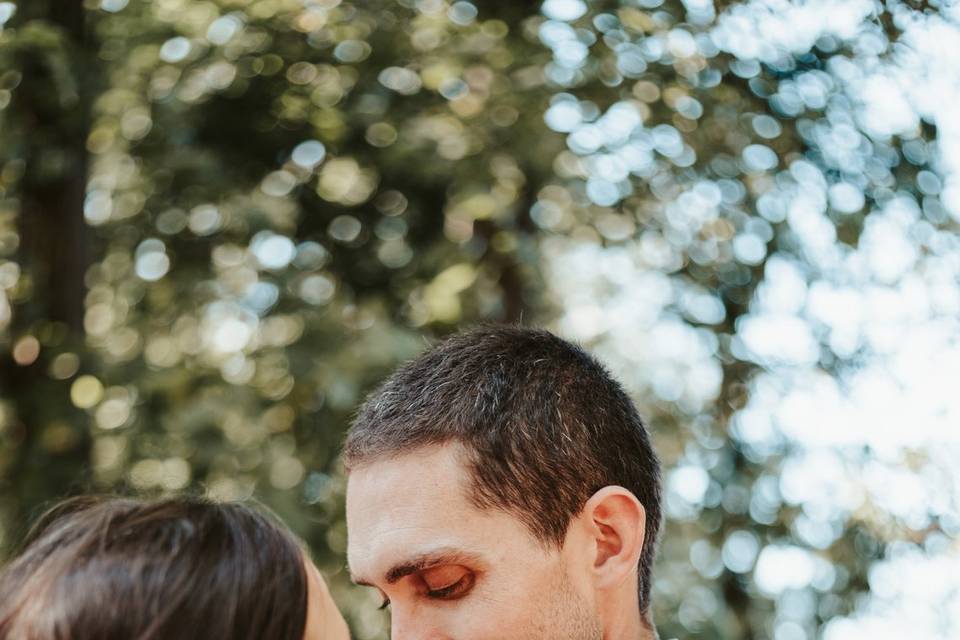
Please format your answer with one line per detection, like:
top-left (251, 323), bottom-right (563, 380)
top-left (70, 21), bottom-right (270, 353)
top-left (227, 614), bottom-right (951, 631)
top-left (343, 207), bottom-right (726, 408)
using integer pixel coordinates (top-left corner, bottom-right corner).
top-left (0, 495), bottom-right (348, 640)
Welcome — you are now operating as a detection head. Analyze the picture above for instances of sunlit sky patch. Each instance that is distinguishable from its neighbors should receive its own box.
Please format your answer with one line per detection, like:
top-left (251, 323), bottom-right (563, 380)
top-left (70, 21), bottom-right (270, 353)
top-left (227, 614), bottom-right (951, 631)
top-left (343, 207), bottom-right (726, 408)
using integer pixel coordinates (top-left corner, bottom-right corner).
top-left (542, 0), bottom-right (960, 636)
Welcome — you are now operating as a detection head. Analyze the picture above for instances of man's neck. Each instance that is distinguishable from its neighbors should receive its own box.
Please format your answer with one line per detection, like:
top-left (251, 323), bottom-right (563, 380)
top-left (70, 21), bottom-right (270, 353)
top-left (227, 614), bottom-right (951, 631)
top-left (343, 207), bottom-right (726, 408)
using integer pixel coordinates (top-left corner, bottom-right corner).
top-left (638, 616), bottom-right (660, 640)
top-left (596, 574), bottom-right (660, 640)
top-left (600, 599), bottom-right (658, 640)
top-left (620, 615), bottom-right (658, 640)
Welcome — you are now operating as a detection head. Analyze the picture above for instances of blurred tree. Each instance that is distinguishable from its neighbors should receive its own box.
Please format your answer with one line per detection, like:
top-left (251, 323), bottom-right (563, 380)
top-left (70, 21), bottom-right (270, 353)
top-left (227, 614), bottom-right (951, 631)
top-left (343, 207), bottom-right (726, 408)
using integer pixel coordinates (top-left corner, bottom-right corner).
top-left (0, 0), bottom-right (96, 533)
top-left (0, 0), bottom-right (955, 638)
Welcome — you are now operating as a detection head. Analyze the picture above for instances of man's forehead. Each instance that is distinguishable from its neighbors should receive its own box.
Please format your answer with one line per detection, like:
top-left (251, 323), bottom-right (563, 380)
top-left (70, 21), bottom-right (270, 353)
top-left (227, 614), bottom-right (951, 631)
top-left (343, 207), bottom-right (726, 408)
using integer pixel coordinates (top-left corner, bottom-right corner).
top-left (344, 444), bottom-right (518, 581)
top-left (345, 443), bottom-right (474, 511)
top-left (347, 445), bottom-right (468, 521)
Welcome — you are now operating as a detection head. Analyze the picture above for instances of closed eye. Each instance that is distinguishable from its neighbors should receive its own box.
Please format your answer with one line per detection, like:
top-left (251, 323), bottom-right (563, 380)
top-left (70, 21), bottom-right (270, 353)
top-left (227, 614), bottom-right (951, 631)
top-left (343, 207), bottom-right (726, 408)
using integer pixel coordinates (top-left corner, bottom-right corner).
top-left (424, 572), bottom-right (474, 600)
top-left (374, 575), bottom-right (470, 610)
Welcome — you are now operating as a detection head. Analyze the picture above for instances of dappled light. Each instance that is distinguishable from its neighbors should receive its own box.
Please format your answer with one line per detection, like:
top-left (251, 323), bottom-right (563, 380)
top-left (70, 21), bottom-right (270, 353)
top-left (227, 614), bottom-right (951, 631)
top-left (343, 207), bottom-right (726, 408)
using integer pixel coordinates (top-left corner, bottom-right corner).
top-left (1, 0), bottom-right (958, 638)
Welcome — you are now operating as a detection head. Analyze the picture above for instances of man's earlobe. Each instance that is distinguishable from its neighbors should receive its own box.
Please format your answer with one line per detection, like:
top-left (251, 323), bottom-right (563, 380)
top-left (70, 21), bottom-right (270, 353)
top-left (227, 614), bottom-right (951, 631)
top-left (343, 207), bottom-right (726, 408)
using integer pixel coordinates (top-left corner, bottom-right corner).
top-left (584, 486), bottom-right (646, 589)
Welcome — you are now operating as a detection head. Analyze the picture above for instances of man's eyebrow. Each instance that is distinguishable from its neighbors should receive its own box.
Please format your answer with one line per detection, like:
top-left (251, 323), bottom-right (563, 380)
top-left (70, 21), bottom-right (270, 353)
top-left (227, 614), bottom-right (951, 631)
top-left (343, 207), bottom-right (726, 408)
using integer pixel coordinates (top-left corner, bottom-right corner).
top-left (349, 548), bottom-right (484, 586)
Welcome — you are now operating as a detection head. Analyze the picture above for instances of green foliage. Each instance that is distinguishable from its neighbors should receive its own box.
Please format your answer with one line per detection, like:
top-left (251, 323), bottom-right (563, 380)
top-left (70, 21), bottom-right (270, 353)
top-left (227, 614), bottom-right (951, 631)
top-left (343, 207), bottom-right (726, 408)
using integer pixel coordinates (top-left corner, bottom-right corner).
top-left (0, 0), bottom-right (955, 638)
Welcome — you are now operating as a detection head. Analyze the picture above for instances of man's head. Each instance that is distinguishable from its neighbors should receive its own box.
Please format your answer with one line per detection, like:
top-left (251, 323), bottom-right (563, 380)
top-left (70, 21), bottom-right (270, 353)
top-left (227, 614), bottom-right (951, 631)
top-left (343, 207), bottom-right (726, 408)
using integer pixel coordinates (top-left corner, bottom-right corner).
top-left (344, 325), bottom-right (662, 639)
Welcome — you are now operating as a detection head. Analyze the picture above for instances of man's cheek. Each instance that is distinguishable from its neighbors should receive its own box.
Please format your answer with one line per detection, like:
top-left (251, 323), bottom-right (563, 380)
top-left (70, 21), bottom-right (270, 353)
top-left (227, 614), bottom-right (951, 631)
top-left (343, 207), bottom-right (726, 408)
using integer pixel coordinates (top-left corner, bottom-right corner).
top-left (464, 586), bottom-right (545, 636)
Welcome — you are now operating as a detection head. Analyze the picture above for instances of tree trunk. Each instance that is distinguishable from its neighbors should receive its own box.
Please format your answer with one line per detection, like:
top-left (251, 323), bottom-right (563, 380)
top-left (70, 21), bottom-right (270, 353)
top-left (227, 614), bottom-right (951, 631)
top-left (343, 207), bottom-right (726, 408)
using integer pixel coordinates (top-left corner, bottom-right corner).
top-left (0, 0), bottom-right (94, 542)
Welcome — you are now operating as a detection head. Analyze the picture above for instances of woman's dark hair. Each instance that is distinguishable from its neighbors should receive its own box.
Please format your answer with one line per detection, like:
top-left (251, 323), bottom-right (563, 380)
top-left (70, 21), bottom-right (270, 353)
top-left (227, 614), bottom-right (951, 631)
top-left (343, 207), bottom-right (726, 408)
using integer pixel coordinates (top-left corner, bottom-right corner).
top-left (0, 495), bottom-right (310, 640)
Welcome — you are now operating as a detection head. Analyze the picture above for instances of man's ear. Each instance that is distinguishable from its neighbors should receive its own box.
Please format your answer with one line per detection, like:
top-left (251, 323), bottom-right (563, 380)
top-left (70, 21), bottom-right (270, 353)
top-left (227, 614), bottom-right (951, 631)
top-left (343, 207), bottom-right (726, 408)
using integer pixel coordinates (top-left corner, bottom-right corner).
top-left (581, 486), bottom-right (646, 590)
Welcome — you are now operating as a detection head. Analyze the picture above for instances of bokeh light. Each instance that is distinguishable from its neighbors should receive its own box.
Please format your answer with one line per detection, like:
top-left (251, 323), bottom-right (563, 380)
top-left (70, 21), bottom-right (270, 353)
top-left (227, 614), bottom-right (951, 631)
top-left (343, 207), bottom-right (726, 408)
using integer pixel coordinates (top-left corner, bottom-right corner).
top-left (1, 0), bottom-right (958, 638)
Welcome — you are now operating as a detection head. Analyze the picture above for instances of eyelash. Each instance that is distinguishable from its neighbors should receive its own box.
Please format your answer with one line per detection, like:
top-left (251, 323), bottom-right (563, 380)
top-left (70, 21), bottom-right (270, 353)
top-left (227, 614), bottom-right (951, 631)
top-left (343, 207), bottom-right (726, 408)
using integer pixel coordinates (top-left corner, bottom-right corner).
top-left (377, 576), bottom-right (471, 610)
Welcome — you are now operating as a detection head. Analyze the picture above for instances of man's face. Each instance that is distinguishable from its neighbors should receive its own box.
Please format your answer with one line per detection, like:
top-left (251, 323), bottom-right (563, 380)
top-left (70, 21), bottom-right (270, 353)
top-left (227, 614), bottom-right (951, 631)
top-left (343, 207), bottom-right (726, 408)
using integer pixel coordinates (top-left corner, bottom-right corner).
top-left (346, 444), bottom-right (603, 640)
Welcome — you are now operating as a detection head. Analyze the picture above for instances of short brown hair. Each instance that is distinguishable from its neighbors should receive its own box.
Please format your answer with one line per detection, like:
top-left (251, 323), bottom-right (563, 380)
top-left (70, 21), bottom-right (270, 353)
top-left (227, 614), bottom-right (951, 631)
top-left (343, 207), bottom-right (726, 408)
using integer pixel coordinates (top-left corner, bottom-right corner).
top-left (344, 325), bottom-right (663, 614)
top-left (0, 495), bottom-right (309, 640)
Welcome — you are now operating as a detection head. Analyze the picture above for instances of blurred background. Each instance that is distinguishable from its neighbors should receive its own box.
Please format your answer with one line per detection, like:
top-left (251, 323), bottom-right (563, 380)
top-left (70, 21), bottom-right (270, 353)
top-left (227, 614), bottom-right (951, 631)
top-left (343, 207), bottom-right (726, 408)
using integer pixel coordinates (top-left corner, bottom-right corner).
top-left (1, 0), bottom-right (958, 637)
